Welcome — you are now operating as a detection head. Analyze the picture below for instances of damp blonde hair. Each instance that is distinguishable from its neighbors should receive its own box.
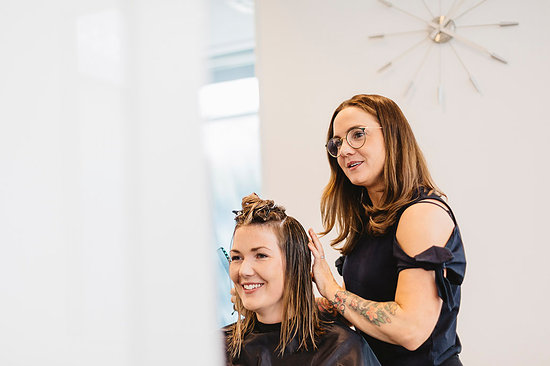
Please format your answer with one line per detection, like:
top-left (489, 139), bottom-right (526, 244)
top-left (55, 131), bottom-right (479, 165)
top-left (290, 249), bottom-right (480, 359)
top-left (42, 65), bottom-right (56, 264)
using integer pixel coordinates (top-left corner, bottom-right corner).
top-left (227, 193), bottom-right (321, 359)
top-left (321, 94), bottom-right (444, 255)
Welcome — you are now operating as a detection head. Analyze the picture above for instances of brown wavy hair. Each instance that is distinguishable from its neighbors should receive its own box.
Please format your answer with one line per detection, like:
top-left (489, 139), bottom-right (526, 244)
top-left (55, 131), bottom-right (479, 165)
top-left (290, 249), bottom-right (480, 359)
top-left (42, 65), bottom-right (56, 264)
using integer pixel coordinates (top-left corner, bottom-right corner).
top-left (227, 193), bottom-right (322, 359)
top-left (321, 94), bottom-right (444, 255)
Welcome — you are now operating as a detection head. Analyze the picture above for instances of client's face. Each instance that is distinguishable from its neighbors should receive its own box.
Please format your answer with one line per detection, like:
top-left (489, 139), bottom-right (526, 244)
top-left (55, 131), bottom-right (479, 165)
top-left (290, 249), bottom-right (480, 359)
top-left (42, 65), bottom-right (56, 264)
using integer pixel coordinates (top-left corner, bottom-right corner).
top-left (230, 225), bottom-right (285, 324)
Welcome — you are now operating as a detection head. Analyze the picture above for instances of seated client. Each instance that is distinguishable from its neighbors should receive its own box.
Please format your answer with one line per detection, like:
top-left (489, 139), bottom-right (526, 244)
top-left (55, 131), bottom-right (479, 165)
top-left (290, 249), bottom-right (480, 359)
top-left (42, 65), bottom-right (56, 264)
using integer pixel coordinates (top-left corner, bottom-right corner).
top-left (223, 193), bottom-right (380, 366)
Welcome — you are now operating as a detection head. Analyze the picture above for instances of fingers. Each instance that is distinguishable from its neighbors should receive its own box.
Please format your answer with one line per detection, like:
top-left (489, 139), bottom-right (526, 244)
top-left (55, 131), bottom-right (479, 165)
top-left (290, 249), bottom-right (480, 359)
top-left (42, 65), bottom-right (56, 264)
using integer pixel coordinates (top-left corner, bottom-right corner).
top-left (308, 228), bottom-right (318, 241)
top-left (308, 241), bottom-right (319, 257)
top-left (308, 242), bottom-right (326, 262)
top-left (308, 228), bottom-right (326, 258)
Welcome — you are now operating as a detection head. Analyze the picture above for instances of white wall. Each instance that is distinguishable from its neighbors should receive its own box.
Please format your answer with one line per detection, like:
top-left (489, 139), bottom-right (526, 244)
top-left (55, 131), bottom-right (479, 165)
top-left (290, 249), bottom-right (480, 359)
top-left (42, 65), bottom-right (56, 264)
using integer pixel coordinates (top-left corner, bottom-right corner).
top-left (0, 1), bottom-right (221, 365)
top-left (256, 0), bottom-right (550, 364)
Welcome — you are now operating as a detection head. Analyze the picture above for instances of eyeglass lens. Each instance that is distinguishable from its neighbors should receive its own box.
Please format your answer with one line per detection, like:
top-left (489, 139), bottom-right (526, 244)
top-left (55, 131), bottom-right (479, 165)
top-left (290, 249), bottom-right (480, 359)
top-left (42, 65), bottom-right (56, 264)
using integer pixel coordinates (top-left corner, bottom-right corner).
top-left (326, 127), bottom-right (366, 157)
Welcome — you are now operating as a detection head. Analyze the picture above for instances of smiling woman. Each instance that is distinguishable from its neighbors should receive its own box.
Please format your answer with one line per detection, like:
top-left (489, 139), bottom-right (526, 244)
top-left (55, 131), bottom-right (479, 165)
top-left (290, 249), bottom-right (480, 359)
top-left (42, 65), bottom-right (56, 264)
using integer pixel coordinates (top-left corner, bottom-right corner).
top-left (223, 193), bottom-right (381, 366)
top-left (309, 94), bottom-right (467, 366)
top-left (230, 225), bottom-right (285, 324)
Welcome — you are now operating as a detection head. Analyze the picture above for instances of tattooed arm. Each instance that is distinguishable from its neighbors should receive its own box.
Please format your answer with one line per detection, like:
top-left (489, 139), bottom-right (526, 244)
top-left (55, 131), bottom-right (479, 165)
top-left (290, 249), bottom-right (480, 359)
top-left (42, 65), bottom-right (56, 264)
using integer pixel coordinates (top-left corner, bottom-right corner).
top-left (316, 296), bottom-right (339, 318)
top-left (330, 291), bottom-right (398, 326)
top-left (307, 202), bottom-right (454, 350)
top-left (315, 283), bottom-right (352, 326)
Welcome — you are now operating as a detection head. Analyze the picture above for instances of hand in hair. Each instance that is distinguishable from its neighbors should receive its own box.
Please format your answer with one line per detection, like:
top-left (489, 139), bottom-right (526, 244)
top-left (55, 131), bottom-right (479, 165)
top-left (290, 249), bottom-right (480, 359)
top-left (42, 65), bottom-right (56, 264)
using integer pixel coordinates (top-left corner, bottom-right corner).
top-left (307, 228), bottom-right (343, 300)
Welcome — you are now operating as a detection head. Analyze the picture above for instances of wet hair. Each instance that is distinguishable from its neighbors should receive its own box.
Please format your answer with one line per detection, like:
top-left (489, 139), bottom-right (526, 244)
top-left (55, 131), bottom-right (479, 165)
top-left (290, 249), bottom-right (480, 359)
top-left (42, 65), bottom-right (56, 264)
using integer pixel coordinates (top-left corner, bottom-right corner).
top-left (321, 94), bottom-right (444, 254)
top-left (227, 193), bottom-right (321, 358)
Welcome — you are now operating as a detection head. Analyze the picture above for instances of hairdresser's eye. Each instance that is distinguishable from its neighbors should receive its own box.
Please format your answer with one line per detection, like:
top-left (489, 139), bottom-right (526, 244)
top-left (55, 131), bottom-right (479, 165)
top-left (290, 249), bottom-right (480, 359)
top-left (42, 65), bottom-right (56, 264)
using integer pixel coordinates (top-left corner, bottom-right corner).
top-left (351, 129), bottom-right (365, 139)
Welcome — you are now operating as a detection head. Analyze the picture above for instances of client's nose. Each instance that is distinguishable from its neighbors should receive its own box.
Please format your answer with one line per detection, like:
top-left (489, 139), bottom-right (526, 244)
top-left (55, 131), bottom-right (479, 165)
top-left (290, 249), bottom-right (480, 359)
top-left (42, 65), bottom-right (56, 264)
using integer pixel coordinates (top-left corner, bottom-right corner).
top-left (239, 257), bottom-right (255, 277)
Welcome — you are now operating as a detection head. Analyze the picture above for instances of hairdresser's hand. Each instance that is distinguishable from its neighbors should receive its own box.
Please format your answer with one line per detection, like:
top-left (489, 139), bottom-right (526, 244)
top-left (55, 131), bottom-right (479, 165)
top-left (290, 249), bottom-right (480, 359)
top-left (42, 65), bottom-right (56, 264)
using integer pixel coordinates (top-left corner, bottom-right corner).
top-left (308, 228), bottom-right (343, 300)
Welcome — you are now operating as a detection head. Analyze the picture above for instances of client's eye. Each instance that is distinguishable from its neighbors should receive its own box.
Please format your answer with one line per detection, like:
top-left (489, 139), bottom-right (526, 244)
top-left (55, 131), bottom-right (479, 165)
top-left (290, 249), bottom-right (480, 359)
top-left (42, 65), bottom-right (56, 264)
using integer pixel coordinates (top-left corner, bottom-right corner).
top-left (231, 255), bottom-right (242, 261)
top-left (256, 253), bottom-right (268, 259)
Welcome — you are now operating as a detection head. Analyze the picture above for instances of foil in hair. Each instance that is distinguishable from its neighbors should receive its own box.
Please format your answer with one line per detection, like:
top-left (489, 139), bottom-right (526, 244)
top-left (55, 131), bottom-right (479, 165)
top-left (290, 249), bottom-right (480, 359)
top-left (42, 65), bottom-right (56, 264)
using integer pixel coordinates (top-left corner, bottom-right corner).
top-left (254, 203), bottom-right (275, 221)
top-left (232, 201), bottom-right (285, 224)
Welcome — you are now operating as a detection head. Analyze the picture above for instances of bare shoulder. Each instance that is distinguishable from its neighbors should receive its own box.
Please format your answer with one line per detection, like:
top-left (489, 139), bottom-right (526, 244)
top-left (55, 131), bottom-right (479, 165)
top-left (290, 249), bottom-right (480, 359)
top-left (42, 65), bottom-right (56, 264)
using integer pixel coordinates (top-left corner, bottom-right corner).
top-left (395, 199), bottom-right (455, 257)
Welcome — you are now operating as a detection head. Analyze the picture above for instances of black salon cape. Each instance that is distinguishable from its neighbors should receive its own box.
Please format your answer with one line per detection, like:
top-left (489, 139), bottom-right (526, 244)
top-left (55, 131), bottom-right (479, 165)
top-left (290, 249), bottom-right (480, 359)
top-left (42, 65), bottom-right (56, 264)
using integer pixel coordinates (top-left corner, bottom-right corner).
top-left (222, 319), bottom-right (380, 366)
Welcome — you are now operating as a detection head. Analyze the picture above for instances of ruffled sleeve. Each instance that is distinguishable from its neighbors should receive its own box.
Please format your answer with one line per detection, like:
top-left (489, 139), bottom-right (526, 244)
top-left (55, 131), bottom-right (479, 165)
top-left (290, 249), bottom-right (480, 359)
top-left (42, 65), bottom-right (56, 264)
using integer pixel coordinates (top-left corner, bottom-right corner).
top-left (393, 230), bottom-right (466, 310)
top-left (335, 255), bottom-right (346, 276)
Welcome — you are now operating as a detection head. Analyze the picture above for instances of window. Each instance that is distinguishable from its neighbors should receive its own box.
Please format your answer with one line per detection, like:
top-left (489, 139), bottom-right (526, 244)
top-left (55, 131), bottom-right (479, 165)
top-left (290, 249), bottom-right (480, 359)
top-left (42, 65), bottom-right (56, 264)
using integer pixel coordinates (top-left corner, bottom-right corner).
top-left (202, 0), bottom-right (258, 326)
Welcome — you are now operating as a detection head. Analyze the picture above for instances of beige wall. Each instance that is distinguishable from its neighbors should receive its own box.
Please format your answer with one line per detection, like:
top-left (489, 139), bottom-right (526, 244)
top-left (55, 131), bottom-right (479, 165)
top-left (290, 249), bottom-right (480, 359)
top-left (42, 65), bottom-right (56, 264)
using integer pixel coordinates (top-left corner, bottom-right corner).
top-left (256, 0), bottom-right (550, 364)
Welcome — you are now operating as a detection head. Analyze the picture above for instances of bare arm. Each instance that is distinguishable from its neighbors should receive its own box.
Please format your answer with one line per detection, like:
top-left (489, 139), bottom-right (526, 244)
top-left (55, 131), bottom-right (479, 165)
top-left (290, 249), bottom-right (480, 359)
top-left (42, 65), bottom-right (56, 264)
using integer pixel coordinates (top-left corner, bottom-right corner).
top-left (308, 201), bottom-right (454, 350)
top-left (316, 296), bottom-right (339, 317)
top-left (315, 283), bottom-right (352, 326)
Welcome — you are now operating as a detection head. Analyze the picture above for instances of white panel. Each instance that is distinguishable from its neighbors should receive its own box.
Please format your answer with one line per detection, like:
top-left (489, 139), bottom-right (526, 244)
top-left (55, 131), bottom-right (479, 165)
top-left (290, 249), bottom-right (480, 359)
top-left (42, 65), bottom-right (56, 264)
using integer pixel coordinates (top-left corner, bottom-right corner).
top-left (0, 0), bottom-right (221, 365)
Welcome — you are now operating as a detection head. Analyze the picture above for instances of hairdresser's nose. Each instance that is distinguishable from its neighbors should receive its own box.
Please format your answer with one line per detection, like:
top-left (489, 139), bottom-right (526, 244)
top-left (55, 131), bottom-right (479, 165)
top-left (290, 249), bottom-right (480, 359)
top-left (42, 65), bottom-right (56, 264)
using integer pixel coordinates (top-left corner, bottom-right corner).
top-left (239, 257), bottom-right (255, 277)
top-left (339, 138), bottom-right (355, 157)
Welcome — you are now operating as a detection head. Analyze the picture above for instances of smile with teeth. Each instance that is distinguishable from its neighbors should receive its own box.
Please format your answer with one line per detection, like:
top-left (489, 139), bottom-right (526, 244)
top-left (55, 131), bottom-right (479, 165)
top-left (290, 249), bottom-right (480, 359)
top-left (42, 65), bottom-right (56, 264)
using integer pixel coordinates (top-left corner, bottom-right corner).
top-left (347, 161), bottom-right (362, 168)
top-left (243, 283), bottom-right (264, 290)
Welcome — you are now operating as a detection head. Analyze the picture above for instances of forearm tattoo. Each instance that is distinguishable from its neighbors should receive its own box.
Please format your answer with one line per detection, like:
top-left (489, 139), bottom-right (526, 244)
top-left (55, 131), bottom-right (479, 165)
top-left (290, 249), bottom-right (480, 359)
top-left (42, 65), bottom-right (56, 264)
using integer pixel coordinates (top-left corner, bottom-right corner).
top-left (316, 297), bottom-right (338, 317)
top-left (330, 290), bottom-right (398, 327)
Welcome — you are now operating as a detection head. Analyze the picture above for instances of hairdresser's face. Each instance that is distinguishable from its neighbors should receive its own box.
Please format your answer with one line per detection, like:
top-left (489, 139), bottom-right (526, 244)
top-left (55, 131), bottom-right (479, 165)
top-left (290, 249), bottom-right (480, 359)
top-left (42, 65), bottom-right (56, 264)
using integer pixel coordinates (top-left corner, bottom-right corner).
top-left (333, 107), bottom-right (386, 191)
top-left (230, 225), bottom-right (285, 324)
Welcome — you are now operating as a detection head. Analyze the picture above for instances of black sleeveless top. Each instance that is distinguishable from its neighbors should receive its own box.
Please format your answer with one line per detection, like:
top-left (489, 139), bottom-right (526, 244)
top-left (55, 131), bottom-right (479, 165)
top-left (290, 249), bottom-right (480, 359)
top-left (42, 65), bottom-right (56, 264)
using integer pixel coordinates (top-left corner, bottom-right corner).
top-left (336, 191), bottom-right (466, 366)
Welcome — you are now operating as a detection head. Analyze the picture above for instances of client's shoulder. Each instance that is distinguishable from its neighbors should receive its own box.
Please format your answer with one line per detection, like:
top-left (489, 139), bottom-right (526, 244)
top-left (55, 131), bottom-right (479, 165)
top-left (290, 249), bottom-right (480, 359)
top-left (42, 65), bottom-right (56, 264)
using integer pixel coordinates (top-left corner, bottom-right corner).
top-left (320, 319), bottom-right (363, 344)
top-left (221, 322), bottom-right (235, 337)
top-left (317, 320), bottom-right (381, 365)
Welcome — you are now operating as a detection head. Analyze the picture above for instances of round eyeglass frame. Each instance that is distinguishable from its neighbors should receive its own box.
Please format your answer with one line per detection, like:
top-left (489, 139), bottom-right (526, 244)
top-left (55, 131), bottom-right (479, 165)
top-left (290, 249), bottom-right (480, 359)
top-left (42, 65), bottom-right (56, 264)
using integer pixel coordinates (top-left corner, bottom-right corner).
top-left (325, 126), bottom-right (382, 158)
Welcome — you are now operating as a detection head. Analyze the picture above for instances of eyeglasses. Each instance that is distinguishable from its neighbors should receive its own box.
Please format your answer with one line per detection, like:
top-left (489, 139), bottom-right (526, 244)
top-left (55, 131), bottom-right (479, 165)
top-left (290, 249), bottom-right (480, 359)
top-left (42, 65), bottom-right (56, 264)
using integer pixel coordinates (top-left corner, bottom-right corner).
top-left (325, 126), bottom-right (382, 158)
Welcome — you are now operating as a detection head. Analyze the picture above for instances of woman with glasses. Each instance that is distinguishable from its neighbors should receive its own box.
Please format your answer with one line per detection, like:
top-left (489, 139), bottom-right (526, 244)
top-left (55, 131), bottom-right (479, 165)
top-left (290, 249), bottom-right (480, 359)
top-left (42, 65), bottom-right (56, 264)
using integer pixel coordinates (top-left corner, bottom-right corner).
top-left (224, 193), bottom-right (380, 365)
top-left (308, 94), bottom-right (466, 366)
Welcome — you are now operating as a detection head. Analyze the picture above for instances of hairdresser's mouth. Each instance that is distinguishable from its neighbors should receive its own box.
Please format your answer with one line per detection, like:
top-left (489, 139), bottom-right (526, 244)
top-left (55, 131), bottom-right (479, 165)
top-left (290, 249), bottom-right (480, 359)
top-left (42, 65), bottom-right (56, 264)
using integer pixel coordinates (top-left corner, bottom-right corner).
top-left (347, 161), bottom-right (363, 169)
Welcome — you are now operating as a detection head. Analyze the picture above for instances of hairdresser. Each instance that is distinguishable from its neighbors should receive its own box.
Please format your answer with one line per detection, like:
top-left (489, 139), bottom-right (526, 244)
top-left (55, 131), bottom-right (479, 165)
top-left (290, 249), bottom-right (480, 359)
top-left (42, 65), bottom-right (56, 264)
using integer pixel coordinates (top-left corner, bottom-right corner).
top-left (308, 94), bottom-right (466, 366)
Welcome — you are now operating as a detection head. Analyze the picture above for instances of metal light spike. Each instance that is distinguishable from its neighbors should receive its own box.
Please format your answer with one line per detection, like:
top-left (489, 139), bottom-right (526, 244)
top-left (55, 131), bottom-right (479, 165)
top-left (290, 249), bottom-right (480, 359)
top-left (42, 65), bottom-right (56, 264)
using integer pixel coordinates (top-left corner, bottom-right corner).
top-left (370, 0), bottom-right (517, 102)
top-left (469, 76), bottom-right (482, 94)
top-left (404, 81), bottom-right (414, 96)
top-left (377, 62), bottom-right (392, 73)
top-left (490, 53), bottom-right (507, 64)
